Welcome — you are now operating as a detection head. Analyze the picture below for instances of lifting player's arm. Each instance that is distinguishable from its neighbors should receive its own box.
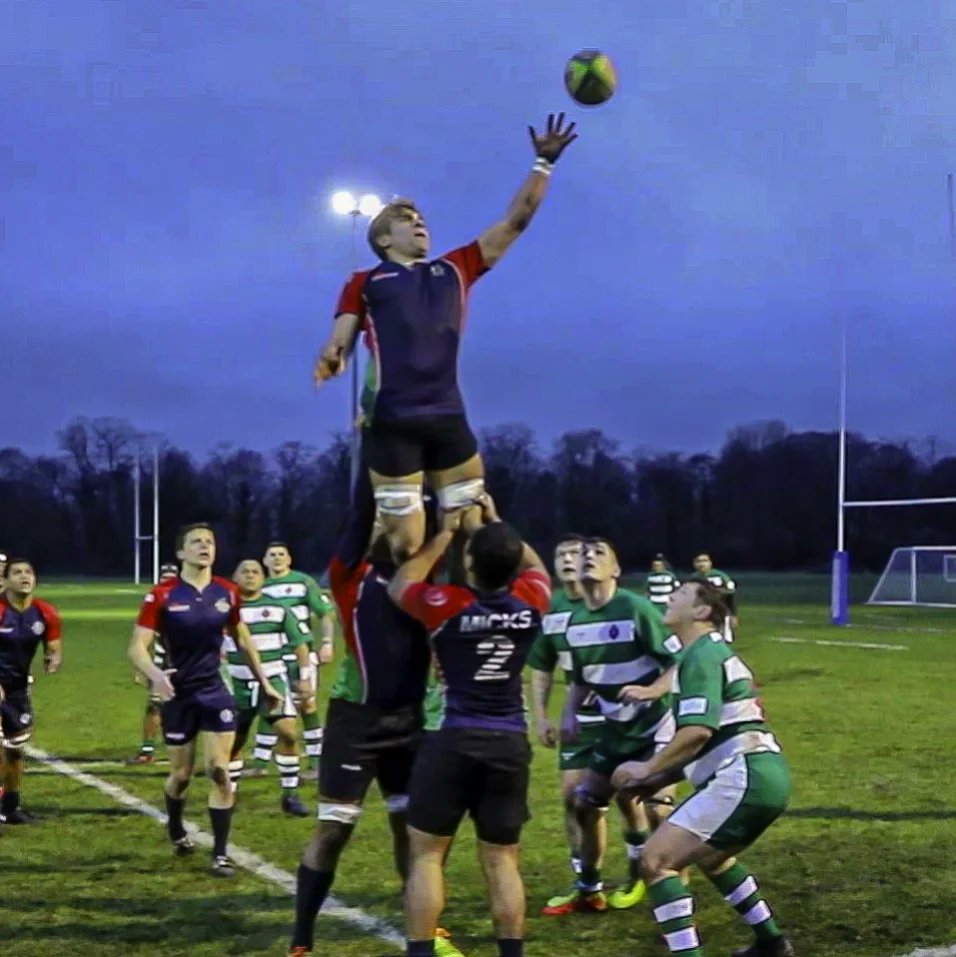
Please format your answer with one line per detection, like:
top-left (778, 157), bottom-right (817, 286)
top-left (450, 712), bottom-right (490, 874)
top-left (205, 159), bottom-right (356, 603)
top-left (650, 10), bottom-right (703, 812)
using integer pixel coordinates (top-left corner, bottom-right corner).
top-left (387, 526), bottom-right (458, 605)
top-left (477, 113), bottom-right (578, 267)
top-left (230, 621), bottom-right (283, 705)
top-left (314, 312), bottom-right (361, 385)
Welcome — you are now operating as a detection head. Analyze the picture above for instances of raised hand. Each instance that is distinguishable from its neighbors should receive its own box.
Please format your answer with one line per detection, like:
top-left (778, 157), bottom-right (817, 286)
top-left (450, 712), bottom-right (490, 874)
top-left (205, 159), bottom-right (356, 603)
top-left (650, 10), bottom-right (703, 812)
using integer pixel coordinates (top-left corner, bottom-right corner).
top-left (528, 112), bottom-right (578, 164)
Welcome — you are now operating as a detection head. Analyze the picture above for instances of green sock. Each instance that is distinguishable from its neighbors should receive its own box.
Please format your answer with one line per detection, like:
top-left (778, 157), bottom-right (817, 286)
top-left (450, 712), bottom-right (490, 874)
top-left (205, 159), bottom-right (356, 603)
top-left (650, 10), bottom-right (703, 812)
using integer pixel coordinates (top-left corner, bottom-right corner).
top-left (624, 829), bottom-right (650, 880)
top-left (708, 862), bottom-right (782, 943)
top-left (648, 877), bottom-right (702, 955)
top-left (302, 712), bottom-right (323, 769)
top-left (140, 740), bottom-right (155, 755)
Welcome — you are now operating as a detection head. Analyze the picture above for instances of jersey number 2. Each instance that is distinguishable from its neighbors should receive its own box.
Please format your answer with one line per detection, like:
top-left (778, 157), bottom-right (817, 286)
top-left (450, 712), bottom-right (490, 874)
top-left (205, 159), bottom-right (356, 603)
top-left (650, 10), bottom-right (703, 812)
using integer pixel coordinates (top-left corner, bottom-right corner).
top-left (474, 636), bottom-right (515, 682)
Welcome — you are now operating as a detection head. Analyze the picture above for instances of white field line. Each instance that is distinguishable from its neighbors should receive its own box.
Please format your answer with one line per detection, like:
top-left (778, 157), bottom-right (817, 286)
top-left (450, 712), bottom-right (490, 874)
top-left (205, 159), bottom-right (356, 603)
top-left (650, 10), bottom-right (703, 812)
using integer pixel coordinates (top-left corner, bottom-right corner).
top-left (770, 636), bottom-right (908, 651)
top-left (782, 617), bottom-right (947, 634)
top-left (891, 947), bottom-right (956, 957)
top-left (23, 745), bottom-right (402, 945)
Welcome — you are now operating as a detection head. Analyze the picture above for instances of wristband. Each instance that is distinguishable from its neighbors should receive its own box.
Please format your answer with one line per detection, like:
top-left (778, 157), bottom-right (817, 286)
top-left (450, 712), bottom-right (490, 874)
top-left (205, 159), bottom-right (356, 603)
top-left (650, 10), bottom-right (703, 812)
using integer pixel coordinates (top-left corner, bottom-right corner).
top-left (533, 156), bottom-right (554, 176)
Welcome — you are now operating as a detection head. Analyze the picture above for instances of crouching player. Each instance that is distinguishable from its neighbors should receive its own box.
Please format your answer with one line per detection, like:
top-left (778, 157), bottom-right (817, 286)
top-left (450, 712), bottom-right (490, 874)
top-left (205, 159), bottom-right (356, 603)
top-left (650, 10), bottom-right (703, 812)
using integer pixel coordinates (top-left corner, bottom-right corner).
top-left (612, 581), bottom-right (793, 957)
top-left (227, 559), bottom-right (312, 817)
top-left (0, 559), bottom-right (62, 824)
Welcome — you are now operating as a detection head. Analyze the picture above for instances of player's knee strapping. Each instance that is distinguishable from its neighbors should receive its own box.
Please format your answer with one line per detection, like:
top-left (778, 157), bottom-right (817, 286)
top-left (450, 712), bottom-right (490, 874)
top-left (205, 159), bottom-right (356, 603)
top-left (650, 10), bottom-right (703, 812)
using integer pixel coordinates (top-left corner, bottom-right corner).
top-left (373, 483), bottom-right (424, 517)
top-left (436, 477), bottom-right (485, 510)
top-left (275, 752), bottom-right (300, 790)
top-left (384, 794), bottom-right (409, 814)
top-left (228, 759), bottom-right (243, 792)
top-left (318, 802), bottom-right (363, 825)
top-left (253, 731), bottom-right (278, 762)
top-left (574, 783), bottom-right (611, 812)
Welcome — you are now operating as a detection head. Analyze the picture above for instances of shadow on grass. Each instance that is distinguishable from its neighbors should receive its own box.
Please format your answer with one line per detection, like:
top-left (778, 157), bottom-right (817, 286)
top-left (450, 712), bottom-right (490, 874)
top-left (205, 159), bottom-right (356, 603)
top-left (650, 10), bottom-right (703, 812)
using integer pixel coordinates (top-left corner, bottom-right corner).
top-left (789, 806), bottom-right (956, 822)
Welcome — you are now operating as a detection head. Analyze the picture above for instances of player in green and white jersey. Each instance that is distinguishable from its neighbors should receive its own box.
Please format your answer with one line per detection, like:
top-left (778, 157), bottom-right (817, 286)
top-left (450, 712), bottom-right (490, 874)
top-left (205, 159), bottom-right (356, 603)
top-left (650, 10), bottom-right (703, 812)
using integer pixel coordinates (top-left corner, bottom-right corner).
top-left (646, 554), bottom-right (680, 613)
top-left (556, 537), bottom-right (683, 916)
top-left (612, 580), bottom-right (792, 957)
top-left (530, 534), bottom-right (656, 914)
top-left (227, 560), bottom-right (313, 817)
top-left (692, 552), bottom-right (737, 641)
top-left (255, 542), bottom-right (336, 778)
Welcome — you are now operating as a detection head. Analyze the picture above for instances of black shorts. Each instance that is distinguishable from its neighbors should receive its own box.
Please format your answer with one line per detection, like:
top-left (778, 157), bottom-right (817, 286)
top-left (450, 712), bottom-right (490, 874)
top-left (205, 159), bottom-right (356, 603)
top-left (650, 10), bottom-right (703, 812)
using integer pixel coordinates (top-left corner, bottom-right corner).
top-left (0, 688), bottom-right (34, 747)
top-left (364, 414), bottom-right (478, 477)
top-left (319, 698), bottom-right (423, 803)
top-left (161, 681), bottom-right (237, 746)
top-left (407, 726), bottom-right (531, 845)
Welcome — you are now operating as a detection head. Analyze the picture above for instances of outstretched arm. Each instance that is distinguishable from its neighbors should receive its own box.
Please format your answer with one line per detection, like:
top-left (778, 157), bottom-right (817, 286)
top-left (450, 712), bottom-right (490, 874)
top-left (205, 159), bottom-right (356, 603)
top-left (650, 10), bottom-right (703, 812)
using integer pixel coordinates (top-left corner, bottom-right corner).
top-left (478, 113), bottom-right (578, 267)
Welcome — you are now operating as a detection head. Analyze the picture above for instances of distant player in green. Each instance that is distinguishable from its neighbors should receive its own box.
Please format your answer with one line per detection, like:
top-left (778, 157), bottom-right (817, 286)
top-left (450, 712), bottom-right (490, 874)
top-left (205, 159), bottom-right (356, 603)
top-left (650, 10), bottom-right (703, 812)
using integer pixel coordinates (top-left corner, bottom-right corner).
top-left (256, 542), bottom-right (336, 778)
top-left (129, 563), bottom-right (180, 764)
top-left (692, 552), bottom-right (737, 641)
top-left (612, 580), bottom-right (792, 957)
top-left (531, 534), bottom-right (657, 914)
top-left (646, 554), bottom-right (680, 613)
top-left (557, 538), bottom-right (682, 915)
top-left (226, 560), bottom-right (312, 817)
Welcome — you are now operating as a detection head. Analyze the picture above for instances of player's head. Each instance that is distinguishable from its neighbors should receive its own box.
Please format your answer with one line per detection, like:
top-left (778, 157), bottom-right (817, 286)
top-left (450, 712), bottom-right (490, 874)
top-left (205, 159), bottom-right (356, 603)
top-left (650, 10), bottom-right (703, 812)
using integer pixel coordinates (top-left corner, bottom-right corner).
top-left (368, 198), bottom-right (430, 261)
top-left (651, 553), bottom-right (667, 573)
top-left (553, 534), bottom-right (585, 584)
top-left (234, 559), bottom-right (265, 596)
top-left (4, 558), bottom-right (36, 597)
top-left (693, 552), bottom-right (713, 574)
top-left (263, 541), bottom-right (292, 576)
top-left (159, 563), bottom-right (178, 582)
top-left (465, 522), bottom-right (524, 591)
top-left (579, 537), bottom-right (620, 584)
top-left (175, 523), bottom-right (216, 570)
top-left (664, 579), bottom-right (730, 631)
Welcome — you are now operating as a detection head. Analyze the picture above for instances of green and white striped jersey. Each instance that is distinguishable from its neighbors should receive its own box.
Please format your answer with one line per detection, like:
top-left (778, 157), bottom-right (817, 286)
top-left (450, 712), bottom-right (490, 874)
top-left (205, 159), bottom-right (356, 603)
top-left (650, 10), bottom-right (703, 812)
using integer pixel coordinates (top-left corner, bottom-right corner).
top-left (567, 588), bottom-right (681, 742)
top-left (673, 632), bottom-right (779, 787)
top-left (645, 570), bottom-right (680, 609)
top-left (223, 594), bottom-right (310, 682)
top-left (527, 590), bottom-right (603, 724)
top-left (262, 570), bottom-right (333, 633)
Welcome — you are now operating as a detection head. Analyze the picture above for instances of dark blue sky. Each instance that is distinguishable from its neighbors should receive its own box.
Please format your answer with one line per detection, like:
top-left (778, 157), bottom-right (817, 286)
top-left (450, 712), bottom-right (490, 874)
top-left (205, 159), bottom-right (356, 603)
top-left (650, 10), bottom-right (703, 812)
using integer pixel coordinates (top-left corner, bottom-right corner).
top-left (4, 1), bottom-right (955, 458)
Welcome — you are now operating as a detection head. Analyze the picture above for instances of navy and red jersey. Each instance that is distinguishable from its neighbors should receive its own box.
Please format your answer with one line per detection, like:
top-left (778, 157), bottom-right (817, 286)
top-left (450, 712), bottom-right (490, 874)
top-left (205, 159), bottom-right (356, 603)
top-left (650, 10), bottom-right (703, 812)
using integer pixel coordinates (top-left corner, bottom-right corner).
top-left (0, 597), bottom-right (61, 692)
top-left (397, 571), bottom-right (552, 732)
top-left (328, 466), bottom-right (430, 710)
top-left (136, 576), bottom-right (240, 695)
top-left (336, 242), bottom-right (489, 422)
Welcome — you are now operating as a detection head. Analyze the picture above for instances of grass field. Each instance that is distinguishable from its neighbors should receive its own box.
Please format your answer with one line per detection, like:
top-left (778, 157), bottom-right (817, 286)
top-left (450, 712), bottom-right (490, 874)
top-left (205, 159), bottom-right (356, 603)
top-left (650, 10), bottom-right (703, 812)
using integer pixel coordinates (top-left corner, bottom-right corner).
top-left (4, 574), bottom-right (955, 957)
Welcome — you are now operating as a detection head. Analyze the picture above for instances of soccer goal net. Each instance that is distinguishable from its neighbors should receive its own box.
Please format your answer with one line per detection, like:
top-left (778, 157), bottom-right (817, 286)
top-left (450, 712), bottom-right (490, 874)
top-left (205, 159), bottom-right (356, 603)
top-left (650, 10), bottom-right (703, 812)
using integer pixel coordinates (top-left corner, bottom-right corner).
top-left (867, 546), bottom-right (956, 608)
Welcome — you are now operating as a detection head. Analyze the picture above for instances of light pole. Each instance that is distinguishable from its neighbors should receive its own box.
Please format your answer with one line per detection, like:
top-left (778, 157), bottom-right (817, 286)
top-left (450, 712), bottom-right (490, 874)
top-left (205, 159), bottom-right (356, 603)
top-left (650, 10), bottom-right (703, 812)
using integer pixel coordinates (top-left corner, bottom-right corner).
top-left (330, 190), bottom-right (384, 489)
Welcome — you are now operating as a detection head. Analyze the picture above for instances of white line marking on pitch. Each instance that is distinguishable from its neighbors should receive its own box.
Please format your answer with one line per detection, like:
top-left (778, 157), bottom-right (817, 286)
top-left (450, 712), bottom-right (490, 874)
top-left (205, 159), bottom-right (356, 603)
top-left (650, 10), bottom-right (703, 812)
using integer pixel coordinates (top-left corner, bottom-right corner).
top-left (891, 946), bottom-right (956, 956)
top-left (771, 637), bottom-right (908, 651)
top-left (24, 745), bottom-right (402, 945)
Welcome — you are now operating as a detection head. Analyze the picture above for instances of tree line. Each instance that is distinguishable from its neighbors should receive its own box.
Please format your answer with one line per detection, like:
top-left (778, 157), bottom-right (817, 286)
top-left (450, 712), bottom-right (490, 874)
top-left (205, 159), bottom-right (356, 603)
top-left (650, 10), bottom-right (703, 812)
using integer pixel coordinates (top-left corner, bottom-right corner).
top-left (1, 416), bottom-right (954, 577)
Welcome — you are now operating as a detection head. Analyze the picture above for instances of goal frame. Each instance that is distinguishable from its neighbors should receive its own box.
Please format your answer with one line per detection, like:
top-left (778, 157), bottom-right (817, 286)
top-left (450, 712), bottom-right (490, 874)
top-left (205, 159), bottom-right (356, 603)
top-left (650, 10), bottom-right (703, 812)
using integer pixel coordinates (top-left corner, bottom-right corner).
top-left (867, 545), bottom-right (956, 609)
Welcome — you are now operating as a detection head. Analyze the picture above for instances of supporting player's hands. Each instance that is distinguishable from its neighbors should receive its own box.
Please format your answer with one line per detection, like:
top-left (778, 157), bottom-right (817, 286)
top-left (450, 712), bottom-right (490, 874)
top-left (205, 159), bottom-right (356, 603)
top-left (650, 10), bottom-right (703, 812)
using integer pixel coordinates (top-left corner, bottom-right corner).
top-left (529, 112), bottom-right (578, 164)
top-left (440, 507), bottom-right (467, 534)
top-left (536, 717), bottom-right (558, 749)
top-left (151, 668), bottom-right (177, 703)
top-left (477, 492), bottom-right (500, 524)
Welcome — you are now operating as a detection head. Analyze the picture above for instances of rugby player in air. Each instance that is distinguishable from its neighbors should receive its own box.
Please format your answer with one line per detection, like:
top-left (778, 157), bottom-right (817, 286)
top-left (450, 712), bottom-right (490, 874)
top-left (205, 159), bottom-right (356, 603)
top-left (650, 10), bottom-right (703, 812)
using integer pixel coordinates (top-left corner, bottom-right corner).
top-left (314, 114), bottom-right (578, 566)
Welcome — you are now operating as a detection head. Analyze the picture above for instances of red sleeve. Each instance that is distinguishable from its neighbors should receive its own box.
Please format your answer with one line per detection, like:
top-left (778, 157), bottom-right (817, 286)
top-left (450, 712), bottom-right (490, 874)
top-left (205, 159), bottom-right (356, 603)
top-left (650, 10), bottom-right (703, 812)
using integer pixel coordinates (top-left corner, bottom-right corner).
top-left (441, 241), bottom-right (489, 289)
top-left (136, 586), bottom-right (165, 630)
top-left (335, 270), bottom-right (369, 319)
top-left (510, 570), bottom-right (552, 614)
top-left (397, 583), bottom-right (474, 631)
top-left (228, 583), bottom-right (241, 628)
top-left (36, 600), bottom-right (62, 643)
top-left (329, 555), bottom-right (366, 617)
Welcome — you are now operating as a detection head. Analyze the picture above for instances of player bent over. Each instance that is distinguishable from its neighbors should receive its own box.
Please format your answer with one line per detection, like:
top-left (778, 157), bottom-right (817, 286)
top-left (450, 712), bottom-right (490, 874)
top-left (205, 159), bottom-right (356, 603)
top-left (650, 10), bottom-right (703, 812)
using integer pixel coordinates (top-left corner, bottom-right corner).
top-left (389, 497), bottom-right (551, 957)
top-left (128, 523), bottom-right (281, 877)
top-left (289, 471), bottom-right (442, 957)
top-left (0, 559), bottom-right (62, 824)
top-left (314, 114), bottom-right (578, 564)
top-left (530, 534), bottom-right (655, 913)
top-left (258, 543), bottom-right (335, 780)
top-left (613, 580), bottom-right (792, 957)
top-left (227, 560), bottom-right (311, 817)
top-left (130, 563), bottom-right (179, 764)
top-left (558, 538), bottom-right (682, 914)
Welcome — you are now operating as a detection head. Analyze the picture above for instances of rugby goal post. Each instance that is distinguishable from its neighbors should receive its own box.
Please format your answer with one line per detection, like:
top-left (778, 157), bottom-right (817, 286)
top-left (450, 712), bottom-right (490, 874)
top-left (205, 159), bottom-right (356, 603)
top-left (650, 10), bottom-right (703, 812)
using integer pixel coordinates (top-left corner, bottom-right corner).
top-left (867, 545), bottom-right (956, 608)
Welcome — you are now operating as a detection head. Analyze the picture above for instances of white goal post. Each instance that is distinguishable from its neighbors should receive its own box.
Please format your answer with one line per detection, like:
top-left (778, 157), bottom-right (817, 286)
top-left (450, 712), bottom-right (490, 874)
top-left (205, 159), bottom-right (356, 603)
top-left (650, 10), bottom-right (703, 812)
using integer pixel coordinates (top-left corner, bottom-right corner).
top-left (867, 545), bottom-right (956, 608)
